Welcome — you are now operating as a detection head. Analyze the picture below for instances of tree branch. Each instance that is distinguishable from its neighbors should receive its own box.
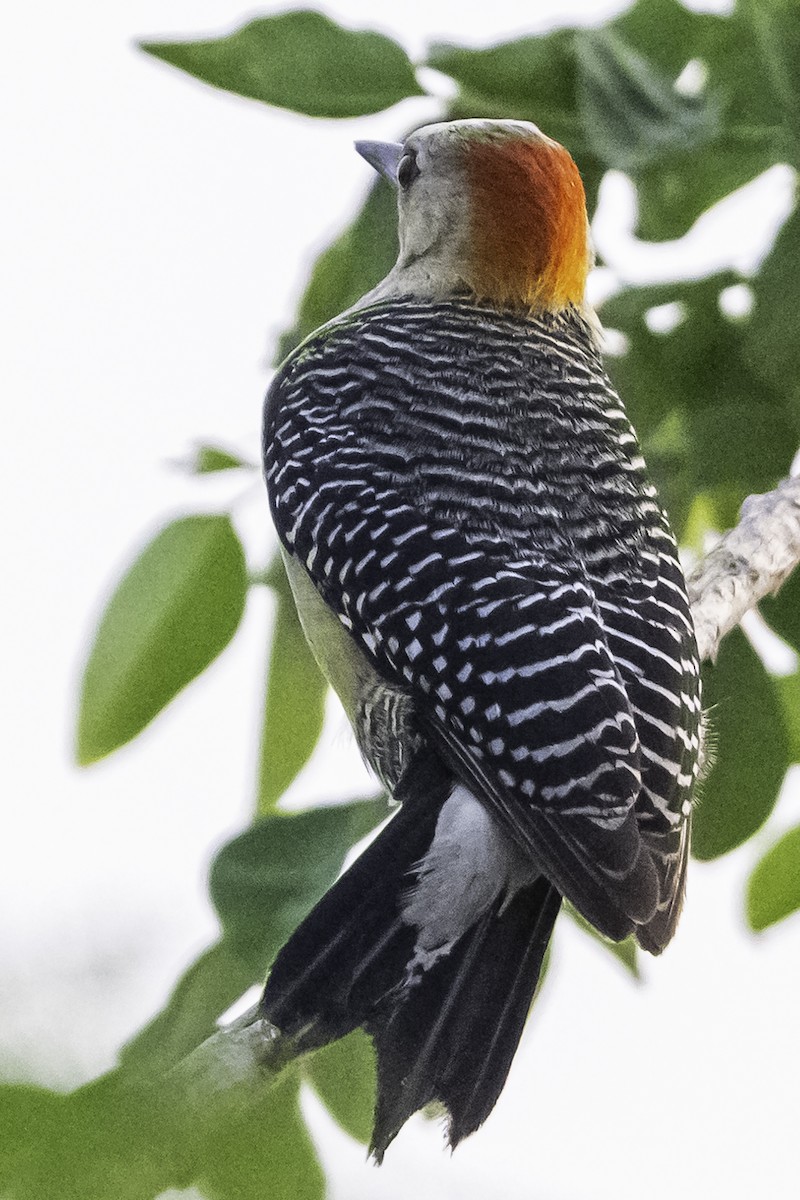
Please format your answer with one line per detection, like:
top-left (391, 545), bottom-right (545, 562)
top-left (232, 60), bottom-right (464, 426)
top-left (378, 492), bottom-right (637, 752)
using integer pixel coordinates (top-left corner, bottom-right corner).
top-left (165, 473), bottom-right (800, 1128)
top-left (162, 1003), bottom-right (292, 1153)
top-left (688, 474), bottom-right (800, 662)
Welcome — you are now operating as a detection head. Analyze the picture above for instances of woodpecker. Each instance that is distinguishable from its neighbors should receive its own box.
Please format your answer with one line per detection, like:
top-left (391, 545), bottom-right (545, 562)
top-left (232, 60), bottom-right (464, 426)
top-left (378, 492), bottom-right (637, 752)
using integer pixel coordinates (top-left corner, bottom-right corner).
top-left (260, 119), bottom-right (702, 1158)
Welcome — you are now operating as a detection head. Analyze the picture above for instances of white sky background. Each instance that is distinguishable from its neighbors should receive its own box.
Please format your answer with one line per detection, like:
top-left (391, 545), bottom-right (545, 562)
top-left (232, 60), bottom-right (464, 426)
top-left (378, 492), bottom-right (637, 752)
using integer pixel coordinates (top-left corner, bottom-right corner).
top-left (3, 1), bottom-right (800, 1197)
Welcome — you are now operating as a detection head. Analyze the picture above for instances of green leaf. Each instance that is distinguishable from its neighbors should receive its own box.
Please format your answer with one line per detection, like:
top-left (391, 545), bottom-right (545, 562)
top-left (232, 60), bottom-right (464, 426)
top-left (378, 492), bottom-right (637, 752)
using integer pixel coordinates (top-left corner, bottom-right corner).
top-left (743, 206), bottom-right (800, 425)
top-left (741, 0), bottom-right (800, 139)
top-left (575, 28), bottom-right (718, 174)
top-left (692, 628), bottom-right (790, 860)
top-left (199, 1075), bottom-right (324, 1200)
top-left (602, 274), bottom-right (745, 435)
top-left (633, 136), bottom-right (778, 244)
top-left (684, 402), bottom-right (795, 493)
top-left (276, 179), bottom-right (398, 363)
top-left (191, 444), bottom-right (253, 473)
top-left (304, 1030), bottom-right (377, 1144)
top-left (636, 409), bottom-right (694, 540)
top-left (141, 12), bottom-right (423, 117)
top-left (760, 562), bottom-right (800, 656)
top-left (612, 0), bottom-right (704, 75)
top-left (774, 672), bottom-right (800, 763)
top-left (0, 1072), bottom-right (322, 1200)
top-left (257, 554), bottom-right (327, 814)
top-left (76, 516), bottom-right (247, 763)
top-left (1, 1073), bottom-right (178, 1200)
top-left (123, 799), bottom-right (386, 1075)
top-left (747, 824), bottom-right (800, 931)
top-left (610, 0), bottom-right (788, 239)
top-left (120, 941), bottom-right (256, 1073)
top-left (605, 932), bottom-right (639, 977)
top-left (602, 274), bottom-right (796, 540)
top-left (0, 1085), bottom-right (65, 1195)
top-left (427, 30), bottom-right (580, 141)
top-left (564, 902), bottom-right (640, 979)
top-left (210, 798), bottom-right (389, 973)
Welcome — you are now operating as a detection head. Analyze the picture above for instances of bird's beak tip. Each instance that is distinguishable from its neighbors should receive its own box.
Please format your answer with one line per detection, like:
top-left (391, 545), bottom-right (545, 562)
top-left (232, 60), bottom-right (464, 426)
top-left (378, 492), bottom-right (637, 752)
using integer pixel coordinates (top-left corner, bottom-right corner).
top-left (355, 140), bottom-right (404, 187)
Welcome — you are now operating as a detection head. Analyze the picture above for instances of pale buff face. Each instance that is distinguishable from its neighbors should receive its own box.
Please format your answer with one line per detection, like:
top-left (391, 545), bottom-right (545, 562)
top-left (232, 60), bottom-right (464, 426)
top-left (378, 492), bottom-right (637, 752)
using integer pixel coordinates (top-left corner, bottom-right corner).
top-left (393, 120), bottom-right (550, 275)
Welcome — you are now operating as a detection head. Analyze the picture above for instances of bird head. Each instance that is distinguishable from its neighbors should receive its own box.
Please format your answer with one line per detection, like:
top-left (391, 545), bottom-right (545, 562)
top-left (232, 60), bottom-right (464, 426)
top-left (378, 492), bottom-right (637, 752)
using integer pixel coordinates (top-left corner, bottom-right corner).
top-left (356, 119), bottom-right (591, 314)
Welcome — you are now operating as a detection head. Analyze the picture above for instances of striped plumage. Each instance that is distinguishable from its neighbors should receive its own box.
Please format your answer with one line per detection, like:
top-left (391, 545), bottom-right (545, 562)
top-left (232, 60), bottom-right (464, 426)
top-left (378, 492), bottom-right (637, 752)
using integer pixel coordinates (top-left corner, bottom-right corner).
top-left (259, 119), bottom-right (702, 1157)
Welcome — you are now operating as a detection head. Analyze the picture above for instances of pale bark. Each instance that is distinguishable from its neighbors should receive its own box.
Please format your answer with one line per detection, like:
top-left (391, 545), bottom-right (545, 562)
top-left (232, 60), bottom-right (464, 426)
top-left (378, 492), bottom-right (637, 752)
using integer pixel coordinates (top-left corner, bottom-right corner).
top-left (688, 474), bottom-right (800, 662)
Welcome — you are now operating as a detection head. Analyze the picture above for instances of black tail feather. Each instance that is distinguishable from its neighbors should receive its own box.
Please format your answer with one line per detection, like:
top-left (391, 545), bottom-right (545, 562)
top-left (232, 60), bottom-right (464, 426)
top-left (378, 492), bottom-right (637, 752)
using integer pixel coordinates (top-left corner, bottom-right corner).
top-left (259, 757), bottom-right (451, 1050)
top-left (259, 757), bottom-right (561, 1156)
top-left (370, 876), bottom-right (560, 1158)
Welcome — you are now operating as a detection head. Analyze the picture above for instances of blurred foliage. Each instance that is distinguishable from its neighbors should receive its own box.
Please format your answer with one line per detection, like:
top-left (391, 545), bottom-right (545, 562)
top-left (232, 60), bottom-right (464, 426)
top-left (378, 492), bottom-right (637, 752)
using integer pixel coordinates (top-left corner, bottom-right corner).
top-left (141, 11), bottom-right (423, 116)
top-left (692, 629), bottom-right (789, 861)
top-left (562, 902), bottom-right (640, 979)
top-left (747, 824), bottom-right (800, 931)
top-left (209, 798), bottom-right (389, 975)
top-left (304, 1030), bottom-right (377, 1145)
top-left (255, 553), bottom-right (328, 814)
top-left (8, 1), bottom-right (800, 1196)
top-left (189, 443), bottom-right (254, 473)
top-left (76, 516), bottom-right (247, 763)
top-left (120, 798), bottom-right (388, 1077)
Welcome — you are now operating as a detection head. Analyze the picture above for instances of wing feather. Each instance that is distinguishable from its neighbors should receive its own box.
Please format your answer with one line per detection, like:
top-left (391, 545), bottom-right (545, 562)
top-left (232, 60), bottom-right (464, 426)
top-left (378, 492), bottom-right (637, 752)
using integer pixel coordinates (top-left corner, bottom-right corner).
top-left (268, 394), bottom-right (655, 926)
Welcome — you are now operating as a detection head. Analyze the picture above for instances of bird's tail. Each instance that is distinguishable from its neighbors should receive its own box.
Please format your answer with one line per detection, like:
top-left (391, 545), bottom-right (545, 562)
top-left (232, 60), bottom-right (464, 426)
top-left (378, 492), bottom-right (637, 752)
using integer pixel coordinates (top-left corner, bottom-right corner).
top-left (258, 757), bottom-right (561, 1159)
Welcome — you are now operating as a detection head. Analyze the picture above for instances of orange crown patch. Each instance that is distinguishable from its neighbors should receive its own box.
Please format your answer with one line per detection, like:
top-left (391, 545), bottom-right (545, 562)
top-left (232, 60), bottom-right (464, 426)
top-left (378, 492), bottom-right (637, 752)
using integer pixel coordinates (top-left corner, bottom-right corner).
top-left (465, 136), bottom-right (590, 311)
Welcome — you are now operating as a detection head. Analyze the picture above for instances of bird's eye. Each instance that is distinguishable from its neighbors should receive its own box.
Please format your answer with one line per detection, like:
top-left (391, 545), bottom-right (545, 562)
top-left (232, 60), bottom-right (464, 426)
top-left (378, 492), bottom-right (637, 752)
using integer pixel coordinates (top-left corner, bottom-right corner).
top-left (397, 152), bottom-right (420, 190)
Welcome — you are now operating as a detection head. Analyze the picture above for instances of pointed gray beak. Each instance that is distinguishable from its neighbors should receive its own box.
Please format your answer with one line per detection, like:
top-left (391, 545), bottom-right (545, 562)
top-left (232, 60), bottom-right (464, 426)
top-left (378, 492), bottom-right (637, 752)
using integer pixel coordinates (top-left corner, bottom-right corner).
top-left (355, 140), bottom-right (404, 187)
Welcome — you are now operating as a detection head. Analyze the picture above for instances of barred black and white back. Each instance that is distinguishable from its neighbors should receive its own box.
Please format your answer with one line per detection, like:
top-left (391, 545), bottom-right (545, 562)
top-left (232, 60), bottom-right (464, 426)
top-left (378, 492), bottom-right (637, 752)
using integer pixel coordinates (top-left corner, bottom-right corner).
top-left (260, 294), bottom-right (702, 1152)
